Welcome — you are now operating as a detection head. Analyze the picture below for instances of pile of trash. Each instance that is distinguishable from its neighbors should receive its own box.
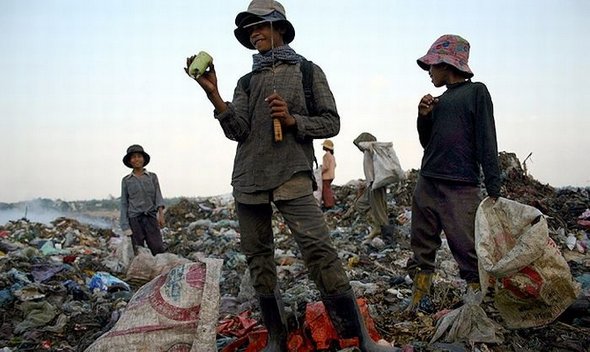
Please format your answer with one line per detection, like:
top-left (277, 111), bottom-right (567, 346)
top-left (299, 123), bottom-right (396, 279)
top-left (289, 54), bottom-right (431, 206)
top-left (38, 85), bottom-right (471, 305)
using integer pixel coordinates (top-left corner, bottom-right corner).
top-left (0, 151), bottom-right (589, 351)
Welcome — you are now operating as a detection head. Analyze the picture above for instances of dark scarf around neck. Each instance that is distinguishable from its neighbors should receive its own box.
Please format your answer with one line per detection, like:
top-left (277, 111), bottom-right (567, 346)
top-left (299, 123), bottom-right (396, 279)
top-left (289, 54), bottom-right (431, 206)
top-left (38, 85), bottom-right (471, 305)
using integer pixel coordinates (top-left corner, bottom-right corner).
top-left (252, 45), bottom-right (303, 72)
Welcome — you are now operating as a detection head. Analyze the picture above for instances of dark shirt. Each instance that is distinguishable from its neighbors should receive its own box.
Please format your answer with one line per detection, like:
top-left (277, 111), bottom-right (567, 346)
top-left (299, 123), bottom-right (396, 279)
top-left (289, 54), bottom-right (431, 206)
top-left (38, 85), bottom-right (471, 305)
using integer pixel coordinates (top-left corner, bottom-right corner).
top-left (214, 60), bottom-right (340, 202)
top-left (417, 80), bottom-right (501, 197)
top-left (120, 170), bottom-right (165, 231)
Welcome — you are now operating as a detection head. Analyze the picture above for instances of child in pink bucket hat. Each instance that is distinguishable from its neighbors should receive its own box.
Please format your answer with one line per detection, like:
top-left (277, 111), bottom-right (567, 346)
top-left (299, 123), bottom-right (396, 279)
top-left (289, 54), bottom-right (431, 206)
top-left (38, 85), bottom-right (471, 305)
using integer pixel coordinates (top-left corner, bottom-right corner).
top-left (417, 34), bottom-right (473, 78)
top-left (405, 34), bottom-right (502, 312)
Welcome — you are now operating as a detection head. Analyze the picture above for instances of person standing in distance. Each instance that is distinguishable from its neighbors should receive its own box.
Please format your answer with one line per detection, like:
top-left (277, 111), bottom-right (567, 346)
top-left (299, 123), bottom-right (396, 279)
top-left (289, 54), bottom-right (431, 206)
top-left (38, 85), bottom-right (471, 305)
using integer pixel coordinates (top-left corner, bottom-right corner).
top-left (321, 139), bottom-right (336, 209)
top-left (120, 144), bottom-right (166, 256)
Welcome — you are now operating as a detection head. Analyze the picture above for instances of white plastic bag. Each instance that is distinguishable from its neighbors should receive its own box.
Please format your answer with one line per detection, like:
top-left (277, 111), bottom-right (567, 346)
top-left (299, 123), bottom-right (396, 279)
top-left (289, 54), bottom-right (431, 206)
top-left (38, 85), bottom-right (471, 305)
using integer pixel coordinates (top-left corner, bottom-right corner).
top-left (313, 167), bottom-right (323, 204)
top-left (103, 236), bottom-right (135, 274)
top-left (117, 236), bottom-right (135, 271)
top-left (126, 247), bottom-right (192, 285)
top-left (431, 289), bottom-right (504, 344)
top-left (358, 142), bottom-right (404, 190)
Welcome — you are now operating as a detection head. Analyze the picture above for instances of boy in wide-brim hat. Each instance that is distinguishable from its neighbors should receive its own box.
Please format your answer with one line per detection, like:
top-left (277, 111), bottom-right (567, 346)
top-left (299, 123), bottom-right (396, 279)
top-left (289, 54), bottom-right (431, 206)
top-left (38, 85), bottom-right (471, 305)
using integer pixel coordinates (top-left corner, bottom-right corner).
top-left (120, 144), bottom-right (166, 256)
top-left (185, 1), bottom-right (400, 351)
top-left (406, 34), bottom-right (501, 311)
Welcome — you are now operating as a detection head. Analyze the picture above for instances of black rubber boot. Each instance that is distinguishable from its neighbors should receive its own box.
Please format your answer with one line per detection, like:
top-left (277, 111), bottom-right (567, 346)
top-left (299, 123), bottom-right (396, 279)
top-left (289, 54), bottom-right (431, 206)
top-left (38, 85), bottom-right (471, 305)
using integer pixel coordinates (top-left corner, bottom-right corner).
top-left (258, 290), bottom-right (288, 352)
top-left (322, 288), bottom-right (401, 352)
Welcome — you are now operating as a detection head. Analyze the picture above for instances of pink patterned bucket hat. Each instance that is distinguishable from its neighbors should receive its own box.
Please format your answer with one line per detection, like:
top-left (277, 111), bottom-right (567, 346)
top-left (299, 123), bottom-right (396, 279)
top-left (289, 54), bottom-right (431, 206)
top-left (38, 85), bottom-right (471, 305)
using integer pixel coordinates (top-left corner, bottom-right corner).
top-left (417, 34), bottom-right (473, 78)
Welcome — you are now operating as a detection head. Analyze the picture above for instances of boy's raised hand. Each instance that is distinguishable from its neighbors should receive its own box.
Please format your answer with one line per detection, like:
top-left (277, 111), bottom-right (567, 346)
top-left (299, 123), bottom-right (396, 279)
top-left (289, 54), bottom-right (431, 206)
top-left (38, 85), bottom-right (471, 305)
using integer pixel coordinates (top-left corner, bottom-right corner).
top-left (184, 56), bottom-right (218, 95)
top-left (418, 94), bottom-right (439, 116)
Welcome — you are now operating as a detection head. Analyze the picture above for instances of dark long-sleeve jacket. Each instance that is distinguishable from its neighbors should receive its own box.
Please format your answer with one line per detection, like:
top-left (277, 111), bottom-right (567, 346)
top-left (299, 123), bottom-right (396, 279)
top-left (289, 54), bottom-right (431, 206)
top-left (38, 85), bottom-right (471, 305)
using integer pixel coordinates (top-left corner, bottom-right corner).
top-left (417, 80), bottom-right (501, 197)
top-left (214, 60), bottom-right (340, 195)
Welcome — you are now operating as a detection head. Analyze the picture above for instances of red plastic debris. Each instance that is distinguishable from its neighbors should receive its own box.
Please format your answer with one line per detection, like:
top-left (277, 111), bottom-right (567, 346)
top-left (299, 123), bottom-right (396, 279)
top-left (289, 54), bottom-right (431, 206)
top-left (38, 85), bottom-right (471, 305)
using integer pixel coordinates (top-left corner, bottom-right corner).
top-left (219, 298), bottom-right (385, 352)
top-left (41, 340), bottom-right (52, 349)
top-left (62, 255), bottom-right (77, 264)
top-left (305, 297), bottom-right (382, 349)
top-left (217, 310), bottom-right (259, 337)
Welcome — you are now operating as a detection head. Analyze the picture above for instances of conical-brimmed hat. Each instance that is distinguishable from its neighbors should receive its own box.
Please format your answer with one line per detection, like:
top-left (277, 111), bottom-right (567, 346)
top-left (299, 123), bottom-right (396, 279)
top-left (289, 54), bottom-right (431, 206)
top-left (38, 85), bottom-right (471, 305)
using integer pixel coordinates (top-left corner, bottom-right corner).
top-left (322, 139), bottom-right (334, 150)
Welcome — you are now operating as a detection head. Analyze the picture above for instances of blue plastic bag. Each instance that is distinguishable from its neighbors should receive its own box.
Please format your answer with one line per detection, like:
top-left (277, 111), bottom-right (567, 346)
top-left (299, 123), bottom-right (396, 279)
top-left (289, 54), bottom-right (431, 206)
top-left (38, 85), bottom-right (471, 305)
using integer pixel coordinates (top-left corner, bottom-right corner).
top-left (88, 272), bottom-right (130, 292)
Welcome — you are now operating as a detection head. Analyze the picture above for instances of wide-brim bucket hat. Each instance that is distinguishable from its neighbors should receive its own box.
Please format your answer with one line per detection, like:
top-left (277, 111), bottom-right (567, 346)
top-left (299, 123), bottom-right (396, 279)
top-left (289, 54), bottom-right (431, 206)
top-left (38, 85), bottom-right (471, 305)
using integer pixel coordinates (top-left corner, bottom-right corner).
top-left (123, 144), bottom-right (150, 168)
top-left (322, 139), bottom-right (334, 151)
top-left (234, 0), bottom-right (295, 50)
top-left (417, 34), bottom-right (474, 78)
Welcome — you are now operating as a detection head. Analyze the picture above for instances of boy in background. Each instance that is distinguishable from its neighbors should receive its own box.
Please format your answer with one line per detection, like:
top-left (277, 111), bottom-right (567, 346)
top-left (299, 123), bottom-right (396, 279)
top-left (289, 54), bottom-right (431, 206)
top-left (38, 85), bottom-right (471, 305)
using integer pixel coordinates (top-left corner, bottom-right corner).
top-left (120, 144), bottom-right (165, 256)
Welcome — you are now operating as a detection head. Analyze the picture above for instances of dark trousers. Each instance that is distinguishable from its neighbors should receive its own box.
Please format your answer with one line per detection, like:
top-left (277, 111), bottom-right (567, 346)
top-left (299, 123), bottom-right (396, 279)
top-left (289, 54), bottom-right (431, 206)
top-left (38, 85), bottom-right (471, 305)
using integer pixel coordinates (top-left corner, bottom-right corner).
top-left (129, 214), bottom-right (164, 255)
top-left (237, 194), bottom-right (350, 296)
top-left (407, 175), bottom-right (482, 283)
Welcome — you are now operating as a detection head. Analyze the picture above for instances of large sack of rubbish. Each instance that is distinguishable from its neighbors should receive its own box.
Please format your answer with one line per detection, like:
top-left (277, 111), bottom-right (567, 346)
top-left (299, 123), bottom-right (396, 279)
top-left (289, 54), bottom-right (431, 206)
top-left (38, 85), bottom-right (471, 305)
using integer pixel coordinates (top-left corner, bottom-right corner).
top-left (475, 197), bottom-right (580, 329)
top-left (85, 258), bottom-right (223, 352)
top-left (357, 141), bottom-right (405, 189)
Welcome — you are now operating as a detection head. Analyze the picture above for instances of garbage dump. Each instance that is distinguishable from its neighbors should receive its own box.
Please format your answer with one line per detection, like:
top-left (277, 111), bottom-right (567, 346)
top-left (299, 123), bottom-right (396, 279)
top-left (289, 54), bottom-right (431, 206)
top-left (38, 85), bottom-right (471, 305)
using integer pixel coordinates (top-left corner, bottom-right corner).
top-left (0, 151), bottom-right (589, 351)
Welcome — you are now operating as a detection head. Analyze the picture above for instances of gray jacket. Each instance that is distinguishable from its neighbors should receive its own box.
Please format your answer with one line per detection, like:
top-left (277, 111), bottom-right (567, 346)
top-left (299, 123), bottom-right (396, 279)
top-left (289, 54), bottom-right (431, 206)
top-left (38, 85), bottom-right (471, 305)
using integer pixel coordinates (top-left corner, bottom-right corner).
top-left (215, 60), bottom-right (340, 194)
top-left (120, 170), bottom-right (164, 231)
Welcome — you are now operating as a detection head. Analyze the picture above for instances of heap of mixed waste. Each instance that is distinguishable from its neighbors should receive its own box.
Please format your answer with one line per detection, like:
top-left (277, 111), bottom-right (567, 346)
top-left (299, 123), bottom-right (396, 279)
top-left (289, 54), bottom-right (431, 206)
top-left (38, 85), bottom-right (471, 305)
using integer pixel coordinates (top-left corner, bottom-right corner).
top-left (0, 152), bottom-right (588, 351)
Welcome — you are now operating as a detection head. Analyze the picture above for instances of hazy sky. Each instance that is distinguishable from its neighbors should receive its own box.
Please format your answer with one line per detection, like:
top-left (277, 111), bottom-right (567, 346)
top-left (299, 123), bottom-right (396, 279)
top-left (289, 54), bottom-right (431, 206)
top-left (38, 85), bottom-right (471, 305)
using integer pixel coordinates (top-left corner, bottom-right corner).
top-left (1, 0), bottom-right (588, 203)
